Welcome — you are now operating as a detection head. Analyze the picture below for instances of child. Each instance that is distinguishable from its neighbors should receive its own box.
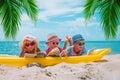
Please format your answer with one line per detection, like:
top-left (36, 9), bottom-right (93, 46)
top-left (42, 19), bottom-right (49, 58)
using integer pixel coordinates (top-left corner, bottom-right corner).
top-left (45, 34), bottom-right (71, 56)
top-left (66, 34), bottom-right (87, 56)
top-left (19, 35), bottom-right (40, 57)
top-left (45, 34), bottom-right (62, 55)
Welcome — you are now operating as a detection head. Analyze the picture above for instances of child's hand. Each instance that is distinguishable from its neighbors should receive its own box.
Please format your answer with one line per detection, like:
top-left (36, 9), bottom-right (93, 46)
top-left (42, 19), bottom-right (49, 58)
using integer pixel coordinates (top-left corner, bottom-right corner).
top-left (65, 35), bottom-right (72, 42)
top-left (63, 35), bottom-right (72, 50)
top-left (22, 47), bottom-right (29, 52)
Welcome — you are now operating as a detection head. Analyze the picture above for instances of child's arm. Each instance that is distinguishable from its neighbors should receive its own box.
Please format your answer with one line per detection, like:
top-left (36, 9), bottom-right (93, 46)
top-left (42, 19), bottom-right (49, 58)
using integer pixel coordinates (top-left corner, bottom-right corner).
top-left (62, 35), bottom-right (72, 50)
top-left (19, 50), bottom-right (25, 57)
top-left (19, 47), bottom-right (28, 57)
top-left (62, 40), bottom-right (68, 50)
top-left (37, 48), bottom-right (41, 52)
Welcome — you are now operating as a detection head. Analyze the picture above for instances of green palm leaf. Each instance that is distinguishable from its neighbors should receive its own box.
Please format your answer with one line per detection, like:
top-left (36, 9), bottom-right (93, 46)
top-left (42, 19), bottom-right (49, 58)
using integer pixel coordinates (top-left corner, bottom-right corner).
top-left (83, 0), bottom-right (120, 39)
top-left (20, 0), bottom-right (38, 22)
top-left (0, 0), bottom-right (21, 39)
top-left (100, 0), bottom-right (120, 39)
top-left (0, 0), bottom-right (38, 39)
top-left (83, 0), bottom-right (100, 21)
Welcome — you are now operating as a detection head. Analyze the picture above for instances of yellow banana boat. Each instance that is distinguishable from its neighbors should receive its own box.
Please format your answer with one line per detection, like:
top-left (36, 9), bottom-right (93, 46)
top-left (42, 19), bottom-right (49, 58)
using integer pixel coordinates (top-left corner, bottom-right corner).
top-left (0, 48), bottom-right (111, 67)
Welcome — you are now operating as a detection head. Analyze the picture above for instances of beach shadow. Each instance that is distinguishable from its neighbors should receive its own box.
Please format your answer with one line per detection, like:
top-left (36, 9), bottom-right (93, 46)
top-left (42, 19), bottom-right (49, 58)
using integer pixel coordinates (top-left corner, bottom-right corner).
top-left (94, 59), bottom-right (108, 63)
top-left (26, 62), bottom-right (45, 68)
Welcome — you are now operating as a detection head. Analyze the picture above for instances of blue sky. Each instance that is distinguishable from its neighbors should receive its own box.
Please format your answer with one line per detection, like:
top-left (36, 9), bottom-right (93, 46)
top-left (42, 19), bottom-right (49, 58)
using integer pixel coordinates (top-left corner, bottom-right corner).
top-left (0, 0), bottom-right (120, 41)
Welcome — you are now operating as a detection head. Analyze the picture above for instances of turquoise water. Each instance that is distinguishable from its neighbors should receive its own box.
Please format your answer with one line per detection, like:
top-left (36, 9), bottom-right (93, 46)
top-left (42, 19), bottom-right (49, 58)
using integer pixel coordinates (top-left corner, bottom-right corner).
top-left (0, 41), bottom-right (120, 56)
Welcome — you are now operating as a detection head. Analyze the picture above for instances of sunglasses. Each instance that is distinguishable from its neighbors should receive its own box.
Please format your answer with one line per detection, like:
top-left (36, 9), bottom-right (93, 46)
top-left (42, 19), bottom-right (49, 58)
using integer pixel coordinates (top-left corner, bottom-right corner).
top-left (25, 41), bottom-right (35, 47)
top-left (52, 42), bottom-right (59, 45)
top-left (75, 42), bottom-right (85, 46)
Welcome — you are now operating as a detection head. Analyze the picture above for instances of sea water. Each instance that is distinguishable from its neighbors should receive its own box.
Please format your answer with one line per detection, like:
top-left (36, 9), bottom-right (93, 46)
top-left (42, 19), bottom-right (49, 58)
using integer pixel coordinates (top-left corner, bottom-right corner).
top-left (0, 41), bottom-right (120, 56)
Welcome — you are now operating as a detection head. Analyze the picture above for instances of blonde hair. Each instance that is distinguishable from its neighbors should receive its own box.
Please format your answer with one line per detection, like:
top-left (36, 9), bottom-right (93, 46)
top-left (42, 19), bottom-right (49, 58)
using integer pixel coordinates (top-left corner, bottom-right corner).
top-left (19, 35), bottom-right (39, 53)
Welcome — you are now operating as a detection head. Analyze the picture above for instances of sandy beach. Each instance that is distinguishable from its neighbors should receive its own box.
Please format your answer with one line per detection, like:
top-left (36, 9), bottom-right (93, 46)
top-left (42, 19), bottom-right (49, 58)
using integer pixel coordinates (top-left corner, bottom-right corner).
top-left (0, 54), bottom-right (120, 80)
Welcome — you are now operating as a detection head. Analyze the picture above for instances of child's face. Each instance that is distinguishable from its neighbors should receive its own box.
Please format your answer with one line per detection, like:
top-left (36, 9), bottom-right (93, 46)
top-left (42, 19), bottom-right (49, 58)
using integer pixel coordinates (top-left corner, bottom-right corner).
top-left (73, 40), bottom-right (85, 51)
top-left (47, 39), bottom-right (60, 49)
top-left (24, 40), bottom-right (36, 51)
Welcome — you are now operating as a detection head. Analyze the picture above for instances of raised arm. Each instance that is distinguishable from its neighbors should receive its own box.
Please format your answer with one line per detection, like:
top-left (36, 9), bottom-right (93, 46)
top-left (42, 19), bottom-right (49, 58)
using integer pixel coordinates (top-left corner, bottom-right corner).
top-left (62, 35), bottom-right (72, 50)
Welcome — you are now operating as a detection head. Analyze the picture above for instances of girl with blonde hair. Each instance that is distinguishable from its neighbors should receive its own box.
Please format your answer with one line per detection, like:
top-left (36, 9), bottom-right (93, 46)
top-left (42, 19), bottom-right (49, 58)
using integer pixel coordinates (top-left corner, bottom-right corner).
top-left (19, 35), bottom-right (40, 57)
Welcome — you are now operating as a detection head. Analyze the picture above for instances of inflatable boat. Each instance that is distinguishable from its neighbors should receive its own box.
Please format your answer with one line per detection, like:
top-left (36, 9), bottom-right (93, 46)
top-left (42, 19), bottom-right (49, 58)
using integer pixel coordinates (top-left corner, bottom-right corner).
top-left (0, 48), bottom-right (111, 67)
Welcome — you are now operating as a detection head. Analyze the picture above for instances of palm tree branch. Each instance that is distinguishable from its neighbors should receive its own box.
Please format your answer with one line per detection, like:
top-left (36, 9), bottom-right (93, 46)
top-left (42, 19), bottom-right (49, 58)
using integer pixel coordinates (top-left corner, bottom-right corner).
top-left (83, 0), bottom-right (100, 21)
top-left (0, 0), bottom-right (21, 39)
top-left (0, 0), bottom-right (39, 39)
top-left (20, 0), bottom-right (38, 22)
top-left (100, 0), bottom-right (120, 39)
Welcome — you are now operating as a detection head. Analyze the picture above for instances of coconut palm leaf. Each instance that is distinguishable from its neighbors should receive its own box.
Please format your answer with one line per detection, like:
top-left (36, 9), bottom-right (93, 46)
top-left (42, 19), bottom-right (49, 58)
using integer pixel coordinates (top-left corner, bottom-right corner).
top-left (84, 0), bottom-right (120, 39)
top-left (83, 0), bottom-right (100, 21)
top-left (0, 0), bottom-right (38, 39)
top-left (20, 0), bottom-right (38, 22)
top-left (0, 0), bottom-right (21, 39)
top-left (100, 0), bottom-right (120, 39)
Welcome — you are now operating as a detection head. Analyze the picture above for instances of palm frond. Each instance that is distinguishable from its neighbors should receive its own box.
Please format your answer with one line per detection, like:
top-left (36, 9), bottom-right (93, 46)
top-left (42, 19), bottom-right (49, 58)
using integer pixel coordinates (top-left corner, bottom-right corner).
top-left (0, 0), bottom-right (39, 39)
top-left (20, 0), bottom-right (38, 22)
top-left (0, 0), bottom-right (21, 39)
top-left (83, 0), bottom-right (100, 21)
top-left (100, 0), bottom-right (120, 39)
top-left (83, 0), bottom-right (120, 39)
